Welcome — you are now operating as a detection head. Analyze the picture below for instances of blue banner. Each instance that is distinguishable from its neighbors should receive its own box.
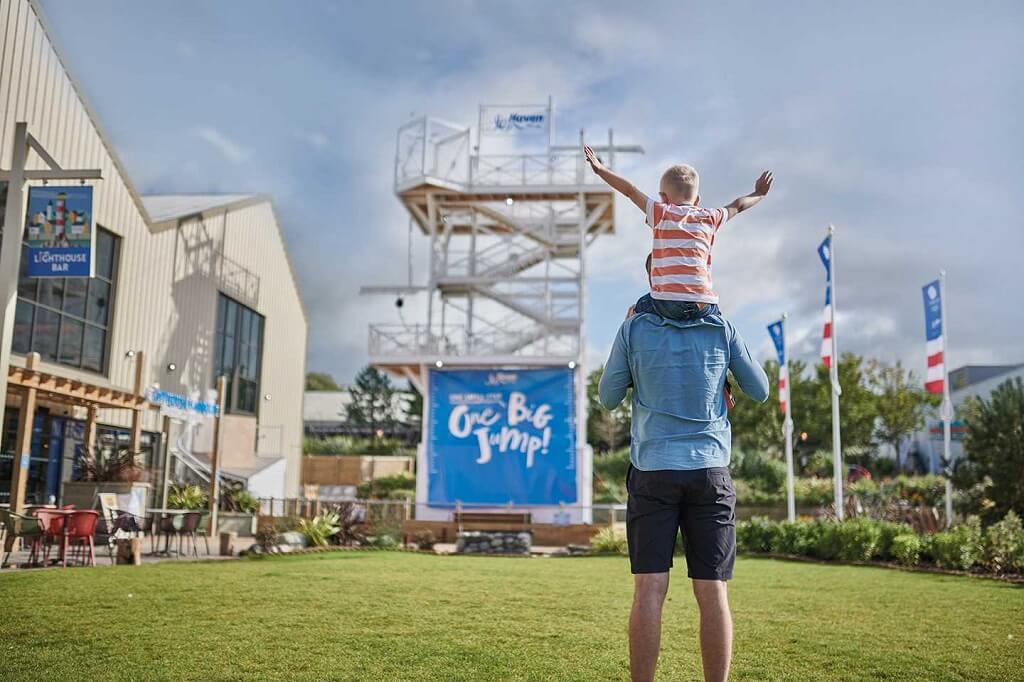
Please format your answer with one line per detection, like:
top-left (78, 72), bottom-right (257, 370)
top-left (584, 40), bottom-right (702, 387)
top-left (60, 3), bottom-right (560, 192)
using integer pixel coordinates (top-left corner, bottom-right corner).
top-left (818, 236), bottom-right (831, 281)
top-left (922, 279), bottom-right (942, 341)
top-left (24, 185), bottom-right (94, 277)
top-left (767, 320), bottom-right (785, 365)
top-left (427, 368), bottom-right (577, 506)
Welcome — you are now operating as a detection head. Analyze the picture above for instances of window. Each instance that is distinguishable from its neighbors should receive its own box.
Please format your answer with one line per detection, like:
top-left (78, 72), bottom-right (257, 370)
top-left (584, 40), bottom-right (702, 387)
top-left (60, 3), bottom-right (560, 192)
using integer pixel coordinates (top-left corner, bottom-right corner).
top-left (11, 227), bottom-right (119, 374)
top-left (214, 294), bottom-right (264, 415)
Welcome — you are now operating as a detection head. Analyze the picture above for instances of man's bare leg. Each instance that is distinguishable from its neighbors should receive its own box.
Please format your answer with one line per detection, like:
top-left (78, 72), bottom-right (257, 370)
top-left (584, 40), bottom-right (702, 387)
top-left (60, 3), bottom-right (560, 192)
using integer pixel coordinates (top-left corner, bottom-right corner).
top-left (629, 572), bottom-right (670, 682)
top-left (692, 579), bottom-right (732, 682)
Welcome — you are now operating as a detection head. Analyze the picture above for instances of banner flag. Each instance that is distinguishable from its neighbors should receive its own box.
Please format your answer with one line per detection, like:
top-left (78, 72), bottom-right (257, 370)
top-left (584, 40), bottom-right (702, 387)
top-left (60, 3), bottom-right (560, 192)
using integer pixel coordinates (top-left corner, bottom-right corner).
top-left (427, 368), bottom-right (577, 506)
top-left (922, 279), bottom-right (945, 394)
top-left (819, 236), bottom-right (833, 368)
top-left (767, 320), bottom-right (787, 413)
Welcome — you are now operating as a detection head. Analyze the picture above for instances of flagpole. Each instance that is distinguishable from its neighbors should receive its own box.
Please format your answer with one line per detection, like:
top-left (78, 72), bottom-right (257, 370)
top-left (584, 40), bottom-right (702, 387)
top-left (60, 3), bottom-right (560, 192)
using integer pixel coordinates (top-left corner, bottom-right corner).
top-left (828, 225), bottom-right (844, 521)
top-left (782, 312), bottom-right (795, 522)
top-left (940, 269), bottom-right (953, 527)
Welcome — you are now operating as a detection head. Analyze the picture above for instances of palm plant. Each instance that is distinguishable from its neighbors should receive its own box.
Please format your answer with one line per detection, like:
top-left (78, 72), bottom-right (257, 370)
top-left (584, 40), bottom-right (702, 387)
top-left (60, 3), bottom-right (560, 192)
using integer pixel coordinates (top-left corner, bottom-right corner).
top-left (298, 512), bottom-right (341, 547)
top-left (77, 448), bottom-right (143, 482)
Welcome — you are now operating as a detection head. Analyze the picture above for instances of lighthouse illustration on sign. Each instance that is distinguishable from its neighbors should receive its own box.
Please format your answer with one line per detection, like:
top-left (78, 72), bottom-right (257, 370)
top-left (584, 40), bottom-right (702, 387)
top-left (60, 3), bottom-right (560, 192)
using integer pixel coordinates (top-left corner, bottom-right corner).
top-left (24, 185), bottom-right (95, 277)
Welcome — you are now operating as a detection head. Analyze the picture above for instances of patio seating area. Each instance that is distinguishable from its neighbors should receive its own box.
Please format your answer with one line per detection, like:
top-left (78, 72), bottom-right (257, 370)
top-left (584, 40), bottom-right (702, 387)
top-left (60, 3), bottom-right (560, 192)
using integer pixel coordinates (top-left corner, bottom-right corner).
top-left (0, 503), bottom-right (229, 570)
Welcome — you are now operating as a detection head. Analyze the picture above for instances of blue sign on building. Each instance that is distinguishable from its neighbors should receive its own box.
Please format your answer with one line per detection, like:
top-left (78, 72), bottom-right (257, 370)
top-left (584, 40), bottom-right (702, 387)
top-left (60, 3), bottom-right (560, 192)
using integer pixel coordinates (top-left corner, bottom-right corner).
top-left (24, 185), bottom-right (95, 277)
top-left (427, 368), bottom-right (577, 506)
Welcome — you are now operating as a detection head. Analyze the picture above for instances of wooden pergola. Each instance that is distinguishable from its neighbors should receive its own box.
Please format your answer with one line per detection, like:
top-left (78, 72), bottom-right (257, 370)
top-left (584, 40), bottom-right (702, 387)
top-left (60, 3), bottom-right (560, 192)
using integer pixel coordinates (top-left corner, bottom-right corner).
top-left (5, 352), bottom-right (146, 514)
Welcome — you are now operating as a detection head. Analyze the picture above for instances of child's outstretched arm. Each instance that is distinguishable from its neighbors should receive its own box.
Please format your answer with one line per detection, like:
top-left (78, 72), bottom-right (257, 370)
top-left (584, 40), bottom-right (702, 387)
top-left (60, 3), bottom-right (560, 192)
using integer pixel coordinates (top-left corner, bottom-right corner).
top-left (724, 170), bottom-right (773, 220)
top-left (584, 145), bottom-right (647, 212)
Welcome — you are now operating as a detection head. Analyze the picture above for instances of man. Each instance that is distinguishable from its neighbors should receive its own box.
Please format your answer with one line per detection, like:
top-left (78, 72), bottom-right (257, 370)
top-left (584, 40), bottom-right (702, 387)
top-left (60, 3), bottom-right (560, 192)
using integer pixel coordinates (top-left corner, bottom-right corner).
top-left (598, 260), bottom-right (769, 682)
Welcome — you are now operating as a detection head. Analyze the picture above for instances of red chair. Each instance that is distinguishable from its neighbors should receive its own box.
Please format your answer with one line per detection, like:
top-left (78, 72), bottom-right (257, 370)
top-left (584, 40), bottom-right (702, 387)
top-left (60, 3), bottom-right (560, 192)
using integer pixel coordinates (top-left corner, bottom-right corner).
top-left (63, 511), bottom-right (100, 567)
top-left (32, 509), bottom-right (67, 565)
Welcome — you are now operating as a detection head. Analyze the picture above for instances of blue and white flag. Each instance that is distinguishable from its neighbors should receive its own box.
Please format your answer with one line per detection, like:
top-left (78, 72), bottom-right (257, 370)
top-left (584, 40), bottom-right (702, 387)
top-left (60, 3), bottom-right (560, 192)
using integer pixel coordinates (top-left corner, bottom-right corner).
top-left (767, 319), bottom-right (787, 413)
top-left (818, 236), bottom-right (833, 368)
top-left (922, 279), bottom-right (944, 394)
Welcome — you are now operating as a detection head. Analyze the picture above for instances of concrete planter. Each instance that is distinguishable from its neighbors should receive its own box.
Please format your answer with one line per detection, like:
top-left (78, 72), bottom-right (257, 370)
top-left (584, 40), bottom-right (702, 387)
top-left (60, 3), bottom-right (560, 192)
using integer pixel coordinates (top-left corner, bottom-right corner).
top-left (62, 481), bottom-right (151, 510)
top-left (217, 512), bottom-right (257, 537)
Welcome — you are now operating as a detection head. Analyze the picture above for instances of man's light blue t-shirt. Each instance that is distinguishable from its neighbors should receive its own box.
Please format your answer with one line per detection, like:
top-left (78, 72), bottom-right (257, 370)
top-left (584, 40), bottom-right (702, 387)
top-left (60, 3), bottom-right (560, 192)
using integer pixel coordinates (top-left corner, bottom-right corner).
top-left (598, 312), bottom-right (769, 471)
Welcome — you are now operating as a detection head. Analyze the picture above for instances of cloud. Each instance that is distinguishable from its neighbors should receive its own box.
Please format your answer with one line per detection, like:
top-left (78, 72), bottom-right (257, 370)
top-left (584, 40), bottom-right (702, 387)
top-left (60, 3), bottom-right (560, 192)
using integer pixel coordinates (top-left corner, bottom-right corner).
top-left (193, 126), bottom-right (250, 163)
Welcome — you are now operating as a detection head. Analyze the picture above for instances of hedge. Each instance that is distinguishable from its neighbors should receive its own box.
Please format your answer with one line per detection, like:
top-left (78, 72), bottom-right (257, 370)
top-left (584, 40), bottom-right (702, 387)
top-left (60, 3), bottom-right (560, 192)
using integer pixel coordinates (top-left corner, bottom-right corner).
top-left (736, 511), bottom-right (1024, 575)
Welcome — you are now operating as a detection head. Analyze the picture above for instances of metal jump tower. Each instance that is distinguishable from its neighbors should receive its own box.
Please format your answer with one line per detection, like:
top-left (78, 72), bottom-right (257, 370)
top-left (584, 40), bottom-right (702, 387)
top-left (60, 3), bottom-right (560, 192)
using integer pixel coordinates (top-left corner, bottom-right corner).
top-left (362, 99), bottom-right (641, 521)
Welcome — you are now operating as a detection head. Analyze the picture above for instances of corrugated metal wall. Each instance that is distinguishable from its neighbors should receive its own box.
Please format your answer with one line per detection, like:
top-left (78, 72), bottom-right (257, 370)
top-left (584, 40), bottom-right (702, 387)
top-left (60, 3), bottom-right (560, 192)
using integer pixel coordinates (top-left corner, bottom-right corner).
top-left (0, 0), bottom-right (308, 494)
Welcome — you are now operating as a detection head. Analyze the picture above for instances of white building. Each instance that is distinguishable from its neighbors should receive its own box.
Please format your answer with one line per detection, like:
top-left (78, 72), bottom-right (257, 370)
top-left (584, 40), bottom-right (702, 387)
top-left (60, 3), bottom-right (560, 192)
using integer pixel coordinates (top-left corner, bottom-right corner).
top-left (0, 0), bottom-right (307, 505)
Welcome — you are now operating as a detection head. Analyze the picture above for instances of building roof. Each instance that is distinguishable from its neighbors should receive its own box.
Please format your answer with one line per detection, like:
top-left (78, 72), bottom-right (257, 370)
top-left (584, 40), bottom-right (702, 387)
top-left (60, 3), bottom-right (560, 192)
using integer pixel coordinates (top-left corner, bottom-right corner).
top-left (949, 364), bottom-right (1024, 392)
top-left (141, 194), bottom-right (262, 223)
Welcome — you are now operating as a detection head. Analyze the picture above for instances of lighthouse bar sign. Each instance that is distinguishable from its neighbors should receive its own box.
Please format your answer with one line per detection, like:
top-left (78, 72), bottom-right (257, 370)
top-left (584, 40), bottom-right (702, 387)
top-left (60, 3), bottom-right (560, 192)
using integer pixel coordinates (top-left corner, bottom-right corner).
top-left (24, 185), bottom-right (95, 278)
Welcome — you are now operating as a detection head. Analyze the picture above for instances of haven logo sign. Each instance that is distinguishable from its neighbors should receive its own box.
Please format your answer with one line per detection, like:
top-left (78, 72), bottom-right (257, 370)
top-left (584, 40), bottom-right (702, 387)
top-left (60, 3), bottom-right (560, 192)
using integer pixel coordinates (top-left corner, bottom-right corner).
top-left (480, 105), bottom-right (548, 135)
top-left (428, 368), bottom-right (576, 505)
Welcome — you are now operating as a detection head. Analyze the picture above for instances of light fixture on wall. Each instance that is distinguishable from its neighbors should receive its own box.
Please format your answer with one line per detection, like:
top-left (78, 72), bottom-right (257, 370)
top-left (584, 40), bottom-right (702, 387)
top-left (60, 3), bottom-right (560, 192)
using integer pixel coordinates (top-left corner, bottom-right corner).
top-left (264, 393), bottom-right (272, 401)
top-left (435, 360), bottom-right (444, 368)
top-left (124, 350), bottom-right (136, 358)
top-left (166, 362), bottom-right (177, 372)
top-left (568, 361), bottom-right (576, 369)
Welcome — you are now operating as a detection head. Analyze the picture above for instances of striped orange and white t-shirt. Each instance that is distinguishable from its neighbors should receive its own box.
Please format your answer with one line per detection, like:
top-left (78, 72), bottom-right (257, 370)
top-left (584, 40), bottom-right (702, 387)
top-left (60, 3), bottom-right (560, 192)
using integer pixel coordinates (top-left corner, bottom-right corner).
top-left (646, 197), bottom-right (729, 304)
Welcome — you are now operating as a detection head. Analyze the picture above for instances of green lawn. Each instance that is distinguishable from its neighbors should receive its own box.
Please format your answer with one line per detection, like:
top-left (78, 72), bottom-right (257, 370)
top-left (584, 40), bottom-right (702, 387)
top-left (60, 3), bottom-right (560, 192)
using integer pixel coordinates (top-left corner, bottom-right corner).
top-left (1, 552), bottom-right (1021, 681)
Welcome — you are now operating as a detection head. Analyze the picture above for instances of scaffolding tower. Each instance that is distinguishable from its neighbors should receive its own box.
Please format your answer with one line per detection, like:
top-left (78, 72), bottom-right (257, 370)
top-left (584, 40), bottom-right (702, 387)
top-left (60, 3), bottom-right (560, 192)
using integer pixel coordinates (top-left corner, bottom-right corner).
top-left (361, 101), bottom-right (641, 521)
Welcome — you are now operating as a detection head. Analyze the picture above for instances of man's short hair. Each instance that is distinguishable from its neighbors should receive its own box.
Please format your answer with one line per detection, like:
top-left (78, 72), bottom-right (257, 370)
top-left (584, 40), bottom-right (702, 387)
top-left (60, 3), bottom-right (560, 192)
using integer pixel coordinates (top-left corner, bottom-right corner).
top-left (661, 164), bottom-right (699, 202)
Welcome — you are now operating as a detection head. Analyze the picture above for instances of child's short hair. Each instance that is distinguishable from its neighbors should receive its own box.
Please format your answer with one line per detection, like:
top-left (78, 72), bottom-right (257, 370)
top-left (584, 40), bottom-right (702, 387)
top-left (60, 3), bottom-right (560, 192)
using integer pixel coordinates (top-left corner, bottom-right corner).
top-left (661, 164), bottom-right (699, 202)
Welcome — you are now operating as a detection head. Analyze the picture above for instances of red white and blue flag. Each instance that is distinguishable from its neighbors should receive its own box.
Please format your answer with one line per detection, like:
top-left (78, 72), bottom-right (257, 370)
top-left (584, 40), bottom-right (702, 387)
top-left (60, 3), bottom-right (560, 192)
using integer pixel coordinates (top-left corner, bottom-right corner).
top-left (818, 237), bottom-right (833, 369)
top-left (767, 319), bottom-right (787, 413)
top-left (922, 279), bottom-right (944, 394)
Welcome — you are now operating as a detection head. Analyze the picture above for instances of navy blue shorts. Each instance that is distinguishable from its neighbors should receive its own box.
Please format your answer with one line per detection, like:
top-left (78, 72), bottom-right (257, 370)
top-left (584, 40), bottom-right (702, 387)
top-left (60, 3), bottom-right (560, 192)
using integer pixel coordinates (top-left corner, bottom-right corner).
top-left (626, 465), bottom-right (737, 580)
top-left (633, 294), bottom-right (719, 321)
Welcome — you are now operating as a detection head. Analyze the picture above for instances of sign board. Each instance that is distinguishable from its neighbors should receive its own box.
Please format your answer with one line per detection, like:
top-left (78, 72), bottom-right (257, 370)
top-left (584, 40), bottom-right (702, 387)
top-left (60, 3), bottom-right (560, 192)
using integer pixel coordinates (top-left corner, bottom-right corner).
top-left (928, 420), bottom-right (965, 442)
top-left (24, 185), bottom-right (95, 277)
top-left (145, 386), bottom-right (219, 422)
top-left (479, 104), bottom-right (549, 136)
top-left (427, 368), bottom-right (576, 506)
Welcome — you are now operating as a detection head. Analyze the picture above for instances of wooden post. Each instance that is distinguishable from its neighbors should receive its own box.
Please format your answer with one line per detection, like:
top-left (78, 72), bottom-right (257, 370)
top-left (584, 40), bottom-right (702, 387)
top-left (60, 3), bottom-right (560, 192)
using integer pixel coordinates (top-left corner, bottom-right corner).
top-left (129, 351), bottom-right (145, 455)
top-left (208, 376), bottom-right (226, 536)
top-left (8, 353), bottom-right (39, 514)
top-left (84, 405), bottom-right (98, 461)
top-left (160, 415), bottom-right (172, 510)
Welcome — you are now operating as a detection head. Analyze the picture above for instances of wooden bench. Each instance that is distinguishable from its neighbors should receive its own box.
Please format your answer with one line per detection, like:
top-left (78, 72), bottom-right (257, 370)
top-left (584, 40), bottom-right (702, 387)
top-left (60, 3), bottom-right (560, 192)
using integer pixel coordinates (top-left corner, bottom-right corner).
top-left (454, 512), bottom-right (532, 533)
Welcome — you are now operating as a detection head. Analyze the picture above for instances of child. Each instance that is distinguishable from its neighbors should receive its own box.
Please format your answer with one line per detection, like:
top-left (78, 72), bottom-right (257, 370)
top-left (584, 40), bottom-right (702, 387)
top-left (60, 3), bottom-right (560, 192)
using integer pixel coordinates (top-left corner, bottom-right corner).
top-left (584, 145), bottom-right (772, 320)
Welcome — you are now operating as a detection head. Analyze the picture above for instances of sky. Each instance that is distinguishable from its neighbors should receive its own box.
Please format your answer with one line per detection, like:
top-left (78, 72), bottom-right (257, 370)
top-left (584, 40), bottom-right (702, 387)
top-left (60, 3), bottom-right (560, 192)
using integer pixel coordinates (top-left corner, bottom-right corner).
top-left (39, 0), bottom-right (1024, 386)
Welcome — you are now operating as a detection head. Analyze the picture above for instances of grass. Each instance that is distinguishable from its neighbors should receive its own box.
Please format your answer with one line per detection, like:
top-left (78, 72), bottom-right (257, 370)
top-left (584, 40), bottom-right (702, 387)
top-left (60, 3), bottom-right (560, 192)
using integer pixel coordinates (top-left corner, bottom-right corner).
top-left (0, 552), bottom-right (1022, 681)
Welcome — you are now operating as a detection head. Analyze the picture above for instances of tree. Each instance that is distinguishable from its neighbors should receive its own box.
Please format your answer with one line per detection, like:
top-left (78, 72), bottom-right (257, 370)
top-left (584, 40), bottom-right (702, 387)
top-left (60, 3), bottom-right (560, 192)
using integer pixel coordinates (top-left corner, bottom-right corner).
top-left (866, 360), bottom-right (940, 456)
top-left (586, 367), bottom-right (631, 453)
top-left (345, 366), bottom-right (396, 436)
top-left (802, 353), bottom-right (877, 453)
top-left (404, 381), bottom-right (423, 432)
top-left (306, 372), bottom-right (340, 391)
top-left (955, 377), bottom-right (1024, 521)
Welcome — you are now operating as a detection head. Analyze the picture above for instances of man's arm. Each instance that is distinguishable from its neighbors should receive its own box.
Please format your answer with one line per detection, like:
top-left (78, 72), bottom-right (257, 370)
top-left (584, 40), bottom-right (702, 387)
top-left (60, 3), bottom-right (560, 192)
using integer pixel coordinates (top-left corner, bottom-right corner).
top-left (598, 322), bottom-right (633, 410)
top-left (727, 322), bottom-right (770, 403)
top-left (723, 170), bottom-right (773, 221)
top-left (584, 145), bottom-right (647, 213)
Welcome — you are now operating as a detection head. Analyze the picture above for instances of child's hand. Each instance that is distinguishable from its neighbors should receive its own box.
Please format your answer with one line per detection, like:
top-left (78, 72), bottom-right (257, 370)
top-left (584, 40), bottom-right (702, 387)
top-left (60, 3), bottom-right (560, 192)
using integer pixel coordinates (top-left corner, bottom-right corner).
top-left (584, 145), bottom-right (604, 173)
top-left (753, 170), bottom-right (774, 196)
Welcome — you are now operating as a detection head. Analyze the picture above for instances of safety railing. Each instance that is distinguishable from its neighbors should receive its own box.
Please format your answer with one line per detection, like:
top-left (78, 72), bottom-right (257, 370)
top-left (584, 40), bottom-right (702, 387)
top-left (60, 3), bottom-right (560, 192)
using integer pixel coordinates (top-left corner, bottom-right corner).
top-left (368, 323), bottom-right (579, 359)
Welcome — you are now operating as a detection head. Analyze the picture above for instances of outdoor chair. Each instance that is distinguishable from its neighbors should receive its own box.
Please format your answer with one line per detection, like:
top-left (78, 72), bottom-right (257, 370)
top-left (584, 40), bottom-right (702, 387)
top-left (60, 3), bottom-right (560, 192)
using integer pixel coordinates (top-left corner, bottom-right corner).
top-left (32, 509), bottom-right (68, 565)
top-left (195, 512), bottom-right (212, 556)
top-left (62, 510), bottom-right (100, 567)
top-left (0, 509), bottom-right (45, 568)
top-left (97, 494), bottom-right (151, 563)
top-left (160, 512), bottom-right (202, 558)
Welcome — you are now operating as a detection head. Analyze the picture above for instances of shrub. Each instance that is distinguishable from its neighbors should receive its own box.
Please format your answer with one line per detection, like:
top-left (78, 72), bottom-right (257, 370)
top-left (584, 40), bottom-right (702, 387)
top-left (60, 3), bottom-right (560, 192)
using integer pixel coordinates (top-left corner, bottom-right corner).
top-left (773, 521), bottom-right (818, 556)
top-left (891, 533), bottom-right (922, 566)
top-left (983, 511), bottom-right (1024, 574)
top-left (168, 484), bottom-right (207, 510)
top-left (814, 522), bottom-right (843, 560)
top-left (736, 517), bottom-right (778, 553)
top-left (357, 472), bottom-right (416, 499)
top-left (412, 530), bottom-right (436, 551)
top-left (875, 521), bottom-right (913, 561)
top-left (836, 518), bottom-right (882, 561)
top-left (732, 450), bottom-right (787, 492)
top-left (255, 522), bottom-right (278, 553)
top-left (590, 526), bottom-right (628, 555)
top-left (366, 533), bottom-right (399, 549)
top-left (304, 436), bottom-right (414, 457)
top-left (926, 518), bottom-right (983, 570)
top-left (298, 511), bottom-right (341, 547)
top-left (793, 478), bottom-right (834, 507)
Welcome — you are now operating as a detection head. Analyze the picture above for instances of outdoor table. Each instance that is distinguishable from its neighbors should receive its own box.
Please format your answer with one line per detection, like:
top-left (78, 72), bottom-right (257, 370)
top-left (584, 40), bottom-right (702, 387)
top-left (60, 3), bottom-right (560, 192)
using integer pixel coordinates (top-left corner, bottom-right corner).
top-left (146, 509), bottom-right (193, 556)
top-left (32, 509), bottom-right (76, 566)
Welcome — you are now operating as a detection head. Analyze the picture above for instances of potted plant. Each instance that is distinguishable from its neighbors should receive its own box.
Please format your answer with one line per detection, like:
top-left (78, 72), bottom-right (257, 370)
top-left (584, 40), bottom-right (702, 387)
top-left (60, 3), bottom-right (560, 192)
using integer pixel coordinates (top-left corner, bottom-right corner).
top-left (62, 448), bottom-right (151, 511)
top-left (217, 484), bottom-right (260, 537)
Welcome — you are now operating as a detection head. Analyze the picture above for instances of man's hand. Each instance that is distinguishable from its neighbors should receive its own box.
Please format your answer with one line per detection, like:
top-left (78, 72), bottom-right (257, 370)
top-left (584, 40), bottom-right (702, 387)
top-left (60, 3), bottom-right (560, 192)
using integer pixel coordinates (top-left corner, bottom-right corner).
top-left (753, 170), bottom-right (774, 196)
top-left (584, 145), bottom-right (605, 174)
